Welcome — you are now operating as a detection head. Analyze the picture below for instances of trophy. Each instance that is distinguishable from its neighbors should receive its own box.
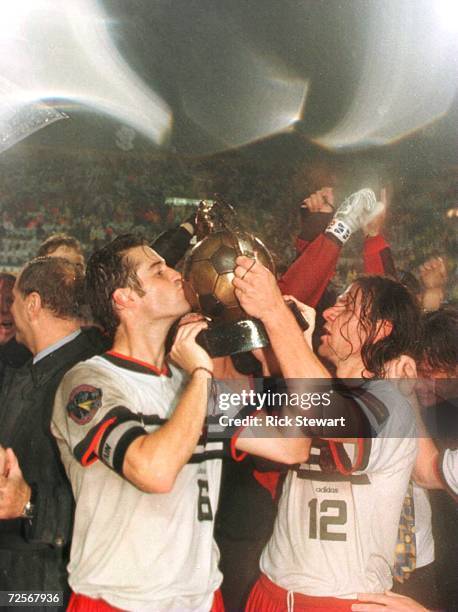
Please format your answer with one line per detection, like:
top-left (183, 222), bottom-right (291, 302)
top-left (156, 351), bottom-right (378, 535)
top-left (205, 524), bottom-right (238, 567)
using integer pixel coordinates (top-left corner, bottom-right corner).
top-left (182, 199), bottom-right (276, 357)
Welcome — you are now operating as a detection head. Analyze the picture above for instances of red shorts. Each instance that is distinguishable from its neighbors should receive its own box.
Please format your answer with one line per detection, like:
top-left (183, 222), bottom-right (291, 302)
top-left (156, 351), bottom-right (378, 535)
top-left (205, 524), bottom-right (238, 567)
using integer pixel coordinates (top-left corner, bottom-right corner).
top-left (246, 574), bottom-right (358, 612)
top-left (68, 589), bottom-right (224, 611)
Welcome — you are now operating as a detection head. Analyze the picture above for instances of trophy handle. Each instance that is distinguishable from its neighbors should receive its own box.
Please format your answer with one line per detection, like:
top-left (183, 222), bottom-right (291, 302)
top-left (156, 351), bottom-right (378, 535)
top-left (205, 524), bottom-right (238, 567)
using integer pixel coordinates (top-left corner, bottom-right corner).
top-left (196, 319), bottom-right (269, 358)
top-left (195, 302), bottom-right (308, 358)
top-left (285, 300), bottom-right (309, 332)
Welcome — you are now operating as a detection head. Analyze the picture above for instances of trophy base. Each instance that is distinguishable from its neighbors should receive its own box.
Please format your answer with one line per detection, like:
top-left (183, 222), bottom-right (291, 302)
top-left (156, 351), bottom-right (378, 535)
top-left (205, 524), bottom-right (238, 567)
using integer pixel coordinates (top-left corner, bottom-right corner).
top-left (196, 318), bottom-right (269, 358)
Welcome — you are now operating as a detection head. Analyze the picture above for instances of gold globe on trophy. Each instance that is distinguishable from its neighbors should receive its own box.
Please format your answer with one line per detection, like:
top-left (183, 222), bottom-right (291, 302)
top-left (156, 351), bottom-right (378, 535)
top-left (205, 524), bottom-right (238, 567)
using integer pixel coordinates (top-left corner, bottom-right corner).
top-left (183, 199), bottom-right (275, 357)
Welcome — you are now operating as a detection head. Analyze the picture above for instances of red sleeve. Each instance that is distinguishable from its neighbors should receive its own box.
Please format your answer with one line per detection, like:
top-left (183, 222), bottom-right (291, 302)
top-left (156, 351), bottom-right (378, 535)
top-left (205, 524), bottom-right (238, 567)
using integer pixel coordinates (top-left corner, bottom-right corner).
top-left (328, 439), bottom-right (365, 476)
top-left (253, 470), bottom-right (281, 500)
top-left (363, 234), bottom-right (397, 277)
top-left (295, 237), bottom-right (309, 255)
top-left (230, 427), bottom-right (248, 462)
top-left (278, 234), bottom-right (341, 307)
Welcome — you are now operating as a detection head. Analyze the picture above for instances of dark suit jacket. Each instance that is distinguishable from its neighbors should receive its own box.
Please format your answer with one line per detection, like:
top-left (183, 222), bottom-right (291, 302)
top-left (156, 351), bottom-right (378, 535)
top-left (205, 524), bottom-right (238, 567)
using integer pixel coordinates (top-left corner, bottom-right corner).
top-left (0, 328), bottom-right (106, 602)
top-left (0, 338), bottom-right (31, 391)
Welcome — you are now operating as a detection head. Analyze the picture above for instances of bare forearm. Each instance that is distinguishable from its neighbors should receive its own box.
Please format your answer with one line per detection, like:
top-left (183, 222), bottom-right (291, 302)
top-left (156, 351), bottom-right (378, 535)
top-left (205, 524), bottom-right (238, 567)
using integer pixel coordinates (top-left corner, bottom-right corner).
top-left (264, 305), bottom-right (331, 379)
top-left (413, 436), bottom-right (442, 490)
top-left (236, 421), bottom-right (311, 465)
top-left (412, 397), bottom-right (443, 490)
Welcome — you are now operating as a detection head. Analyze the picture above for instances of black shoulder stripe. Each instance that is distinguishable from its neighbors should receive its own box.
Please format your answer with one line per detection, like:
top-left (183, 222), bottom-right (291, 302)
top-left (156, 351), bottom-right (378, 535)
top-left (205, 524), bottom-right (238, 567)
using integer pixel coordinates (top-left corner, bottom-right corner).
top-left (101, 422), bottom-right (146, 474)
top-left (333, 443), bottom-right (352, 472)
top-left (295, 465), bottom-right (370, 485)
top-left (350, 388), bottom-right (389, 427)
top-left (137, 413), bottom-right (168, 427)
top-left (358, 437), bottom-right (372, 471)
top-left (97, 409), bottom-right (169, 475)
top-left (74, 421), bottom-right (103, 465)
top-left (73, 406), bottom-right (144, 466)
top-left (187, 450), bottom-right (225, 464)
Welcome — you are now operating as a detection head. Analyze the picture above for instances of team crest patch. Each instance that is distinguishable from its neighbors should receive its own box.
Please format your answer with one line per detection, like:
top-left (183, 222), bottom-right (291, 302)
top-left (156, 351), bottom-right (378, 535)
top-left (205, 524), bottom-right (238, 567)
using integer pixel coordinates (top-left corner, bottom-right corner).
top-left (66, 385), bottom-right (103, 425)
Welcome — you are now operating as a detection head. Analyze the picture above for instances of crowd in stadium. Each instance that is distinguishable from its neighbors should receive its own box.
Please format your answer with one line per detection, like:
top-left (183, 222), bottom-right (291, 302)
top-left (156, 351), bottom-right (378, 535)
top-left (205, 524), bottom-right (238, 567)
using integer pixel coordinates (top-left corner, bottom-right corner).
top-left (0, 152), bottom-right (456, 284)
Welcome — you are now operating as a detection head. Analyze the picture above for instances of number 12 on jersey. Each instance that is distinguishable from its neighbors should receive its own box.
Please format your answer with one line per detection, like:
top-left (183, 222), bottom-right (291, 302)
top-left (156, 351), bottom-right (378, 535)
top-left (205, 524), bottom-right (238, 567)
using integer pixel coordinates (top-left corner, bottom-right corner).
top-left (308, 498), bottom-right (347, 541)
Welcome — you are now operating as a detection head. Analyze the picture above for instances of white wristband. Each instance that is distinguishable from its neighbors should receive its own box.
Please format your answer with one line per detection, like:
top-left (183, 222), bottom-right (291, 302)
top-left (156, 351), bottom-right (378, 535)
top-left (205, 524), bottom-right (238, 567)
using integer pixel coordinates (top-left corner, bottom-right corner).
top-left (325, 218), bottom-right (352, 244)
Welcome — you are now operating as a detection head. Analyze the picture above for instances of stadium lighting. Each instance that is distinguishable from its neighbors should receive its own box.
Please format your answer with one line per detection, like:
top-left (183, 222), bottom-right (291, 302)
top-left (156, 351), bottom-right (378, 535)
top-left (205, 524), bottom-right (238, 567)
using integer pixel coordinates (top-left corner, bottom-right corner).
top-left (0, 0), bottom-right (37, 39)
top-left (435, 0), bottom-right (458, 32)
top-left (0, 0), bottom-right (172, 149)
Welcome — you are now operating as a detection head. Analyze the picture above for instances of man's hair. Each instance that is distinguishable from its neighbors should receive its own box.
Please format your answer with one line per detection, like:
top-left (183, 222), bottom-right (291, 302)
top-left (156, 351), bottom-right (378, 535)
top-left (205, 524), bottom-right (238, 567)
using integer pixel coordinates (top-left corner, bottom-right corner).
top-left (0, 272), bottom-right (16, 288)
top-left (350, 275), bottom-right (422, 377)
top-left (37, 233), bottom-right (83, 258)
top-left (17, 257), bottom-right (84, 320)
top-left (85, 234), bottom-right (149, 338)
top-left (420, 306), bottom-right (458, 375)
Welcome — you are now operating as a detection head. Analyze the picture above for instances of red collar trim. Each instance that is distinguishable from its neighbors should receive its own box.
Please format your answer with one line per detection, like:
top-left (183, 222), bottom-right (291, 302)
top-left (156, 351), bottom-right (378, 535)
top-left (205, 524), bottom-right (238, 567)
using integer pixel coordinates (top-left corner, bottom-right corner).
top-left (105, 350), bottom-right (170, 376)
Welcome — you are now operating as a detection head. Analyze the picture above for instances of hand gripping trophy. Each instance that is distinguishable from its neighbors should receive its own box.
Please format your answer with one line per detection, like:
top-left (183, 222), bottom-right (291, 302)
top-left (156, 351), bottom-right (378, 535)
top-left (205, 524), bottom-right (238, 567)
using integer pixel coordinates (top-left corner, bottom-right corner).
top-left (183, 188), bottom-right (383, 357)
top-left (183, 199), bottom-right (276, 357)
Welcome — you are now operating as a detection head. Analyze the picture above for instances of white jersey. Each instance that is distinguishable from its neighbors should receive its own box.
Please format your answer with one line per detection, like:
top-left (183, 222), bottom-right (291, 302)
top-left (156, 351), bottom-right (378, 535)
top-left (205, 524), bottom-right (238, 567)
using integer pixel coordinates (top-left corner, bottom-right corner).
top-left (261, 380), bottom-right (417, 599)
top-left (412, 483), bottom-right (434, 569)
top-left (441, 448), bottom-right (458, 498)
top-left (52, 353), bottom-right (223, 611)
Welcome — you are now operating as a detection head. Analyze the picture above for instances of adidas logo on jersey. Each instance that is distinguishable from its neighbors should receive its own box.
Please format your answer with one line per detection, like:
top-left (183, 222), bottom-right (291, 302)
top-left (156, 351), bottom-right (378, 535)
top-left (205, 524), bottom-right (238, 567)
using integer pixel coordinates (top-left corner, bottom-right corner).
top-left (315, 486), bottom-right (338, 494)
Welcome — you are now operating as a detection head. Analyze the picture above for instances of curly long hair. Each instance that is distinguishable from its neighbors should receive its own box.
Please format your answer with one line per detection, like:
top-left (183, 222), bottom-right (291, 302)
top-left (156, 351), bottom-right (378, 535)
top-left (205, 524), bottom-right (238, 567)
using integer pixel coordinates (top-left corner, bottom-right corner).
top-left (345, 275), bottom-right (422, 378)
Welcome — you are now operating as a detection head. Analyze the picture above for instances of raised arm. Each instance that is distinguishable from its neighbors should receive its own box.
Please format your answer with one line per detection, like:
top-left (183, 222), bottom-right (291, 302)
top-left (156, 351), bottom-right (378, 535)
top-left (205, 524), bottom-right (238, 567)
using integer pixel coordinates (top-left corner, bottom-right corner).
top-left (123, 321), bottom-right (213, 492)
top-left (278, 187), bottom-right (340, 307)
top-left (234, 256), bottom-right (331, 379)
top-left (54, 320), bottom-right (215, 495)
top-left (362, 188), bottom-right (395, 277)
top-left (418, 256), bottom-right (447, 312)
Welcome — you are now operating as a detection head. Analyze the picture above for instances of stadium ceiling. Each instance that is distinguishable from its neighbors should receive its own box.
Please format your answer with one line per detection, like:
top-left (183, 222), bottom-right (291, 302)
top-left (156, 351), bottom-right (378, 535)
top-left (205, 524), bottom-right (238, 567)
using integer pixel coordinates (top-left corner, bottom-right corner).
top-left (0, 0), bottom-right (457, 156)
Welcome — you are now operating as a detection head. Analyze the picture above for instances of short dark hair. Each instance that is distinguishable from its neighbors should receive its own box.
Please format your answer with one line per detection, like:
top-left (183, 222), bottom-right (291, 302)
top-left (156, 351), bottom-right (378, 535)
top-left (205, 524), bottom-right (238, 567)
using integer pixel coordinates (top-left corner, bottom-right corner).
top-left (420, 306), bottom-right (458, 375)
top-left (37, 233), bottom-right (83, 258)
top-left (85, 234), bottom-right (149, 338)
top-left (17, 257), bottom-right (84, 320)
top-left (350, 275), bottom-right (422, 377)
